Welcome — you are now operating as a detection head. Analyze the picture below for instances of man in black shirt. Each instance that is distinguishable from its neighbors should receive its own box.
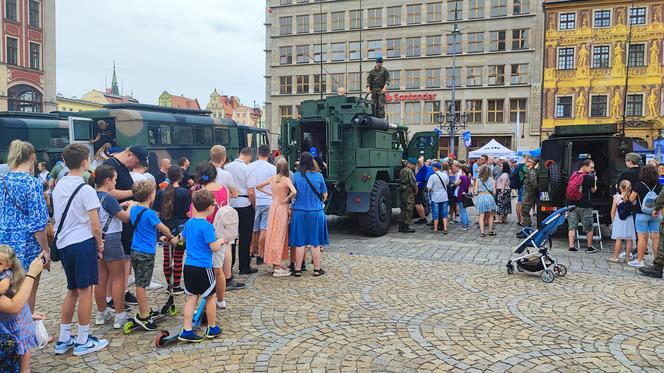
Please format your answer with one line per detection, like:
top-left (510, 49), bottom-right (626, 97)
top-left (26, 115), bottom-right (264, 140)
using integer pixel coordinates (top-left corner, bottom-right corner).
top-left (567, 159), bottom-right (598, 253)
top-left (154, 158), bottom-right (171, 185)
top-left (619, 152), bottom-right (641, 186)
top-left (179, 157), bottom-right (194, 188)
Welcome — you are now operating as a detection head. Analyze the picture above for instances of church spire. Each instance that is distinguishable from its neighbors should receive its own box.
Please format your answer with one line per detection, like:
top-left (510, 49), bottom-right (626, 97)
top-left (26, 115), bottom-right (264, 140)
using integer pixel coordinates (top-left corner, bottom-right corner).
top-left (111, 60), bottom-right (120, 96)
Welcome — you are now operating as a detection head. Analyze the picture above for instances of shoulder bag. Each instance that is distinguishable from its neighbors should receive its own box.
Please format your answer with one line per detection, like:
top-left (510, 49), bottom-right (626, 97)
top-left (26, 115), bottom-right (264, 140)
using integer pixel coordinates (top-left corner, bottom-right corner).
top-left (1, 175), bottom-right (28, 215)
top-left (480, 178), bottom-right (498, 204)
top-left (99, 195), bottom-right (114, 239)
top-left (302, 172), bottom-right (324, 202)
top-left (50, 183), bottom-right (86, 262)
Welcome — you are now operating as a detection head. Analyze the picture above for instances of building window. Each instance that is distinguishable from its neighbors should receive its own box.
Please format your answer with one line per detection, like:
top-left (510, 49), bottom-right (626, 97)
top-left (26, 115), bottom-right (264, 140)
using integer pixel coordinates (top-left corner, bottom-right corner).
top-left (513, 0), bottom-right (529, 15)
top-left (280, 0), bottom-right (292, 4)
top-left (331, 42), bottom-right (345, 61)
top-left (348, 41), bottom-right (361, 60)
top-left (557, 47), bottom-right (575, 69)
top-left (426, 35), bottom-right (441, 56)
top-left (387, 6), bottom-right (401, 26)
top-left (448, 1), bottom-right (462, 21)
top-left (389, 70), bottom-right (401, 90)
top-left (313, 74), bottom-right (327, 93)
top-left (29, 43), bottom-right (40, 70)
top-left (469, 0), bottom-right (484, 18)
top-left (6, 37), bottom-right (18, 66)
top-left (466, 66), bottom-right (482, 86)
top-left (468, 32), bottom-right (484, 53)
top-left (404, 102), bottom-right (422, 125)
top-left (427, 2), bottom-right (442, 23)
top-left (555, 96), bottom-right (573, 118)
top-left (407, 4), bottom-right (421, 24)
top-left (296, 15), bottom-right (309, 34)
top-left (332, 11), bottom-right (345, 30)
top-left (627, 44), bottom-right (645, 67)
top-left (368, 8), bottom-right (382, 27)
top-left (313, 13), bottom-right (327, 32)
top-left (386, 38), bottom-right (401, 58)
top-left (350, 10), bottom-right (362, 29)
top-left (279, 46), bottom-right (293, 65)
top-left (590, 95), bottom-right (608, 117)
top-left (510, 64), bottom-right (528, 84)
top-left (509, 98), bottom-right (527, 122)
top-left (331, 73), bottom-right (345, 92)
top-left (559, 12), bottom-right (576, 30)
top-left (28, 0), bottom-right (39, 27)
top-left (487, 99), bottom-right (504, 122)
top-left (279, 76), bottom-right (292, 94)
top-left (296, 45), bottom-right (310, 64)
top-left (512, 29), bottom-right (528, 50)
top-left (280, 17), bottom-right (292, 35)
top-left (5, 0), bottom-right (17, 21)
top-left (279, 106), bottom-right (293, 125)
top-left (406, 37), bottom-right (421, 57)
top-left (488, 65), bottom-right (505, 85)
top-left (425, 69), bottom-right (441, 88)
top-left (466, 100), bottom-right (482, 123)
top-left (367, 40), bottom-right (382, 59)
top-left (447, 34), bottom-right (461, 54)
top-left (445, 68), bottom-right (460, 88)
top-left (489, 31), bottom-right (506, 51)
top-left (593, 10), bottom-right (611, 27)
top-left (490, 0), bottom-right (507, 17)
top-left (347, 73), bottom-right (360, 92)
top-left (387, 102), bottom-right (402, 122)
top-left (592, 45), bottom-right (610, 68)
top-left (405, 69), bottom-right (420, 89)
top-left (626, 94), bottom-right (644, 116)
top-left (8, 84), bottom-right (42, 114)
top-left (629, 7), bottom-right (646, 25)
top-left (424, 101), bottom-right (440, 124)
top-left (313, 44), bottom-right (327, 62)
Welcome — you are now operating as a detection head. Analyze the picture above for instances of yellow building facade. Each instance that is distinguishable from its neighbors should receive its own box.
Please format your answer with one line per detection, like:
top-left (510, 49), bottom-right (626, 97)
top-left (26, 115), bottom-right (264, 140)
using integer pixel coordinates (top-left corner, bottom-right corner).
top-left (56, 96), bottom-right (103, 112)
top-left (542, 0), bottom-right (664, 145)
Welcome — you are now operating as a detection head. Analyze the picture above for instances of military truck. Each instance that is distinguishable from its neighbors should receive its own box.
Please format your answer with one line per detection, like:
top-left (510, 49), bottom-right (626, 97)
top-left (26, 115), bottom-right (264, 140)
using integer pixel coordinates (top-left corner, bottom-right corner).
top-left (537, 124), bottom-right (641, 226)
top-left (281, 95), bottom-right (408, 236)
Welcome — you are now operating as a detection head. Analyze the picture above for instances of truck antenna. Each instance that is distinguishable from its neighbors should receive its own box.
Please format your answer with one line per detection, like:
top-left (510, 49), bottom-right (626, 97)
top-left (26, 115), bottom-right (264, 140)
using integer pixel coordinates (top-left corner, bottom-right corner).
top-left (621, 0), bottom-right (635, 137)
top-left (358, 0), bottom-right (363, 99)
top-left (319, 0), bottom-right (324, 100)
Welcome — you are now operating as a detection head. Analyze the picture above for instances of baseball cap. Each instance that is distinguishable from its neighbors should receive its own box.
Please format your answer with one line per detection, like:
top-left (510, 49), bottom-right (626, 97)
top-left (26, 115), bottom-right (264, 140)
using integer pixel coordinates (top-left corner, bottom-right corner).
top-left (129, 144), bottom-right (149, 166)
top-left (376, 56), bottom-right (383, 63)
top-left (625, 152), bottom-right (641, 164)
top-left (432, 162), bottom-right (442, 169)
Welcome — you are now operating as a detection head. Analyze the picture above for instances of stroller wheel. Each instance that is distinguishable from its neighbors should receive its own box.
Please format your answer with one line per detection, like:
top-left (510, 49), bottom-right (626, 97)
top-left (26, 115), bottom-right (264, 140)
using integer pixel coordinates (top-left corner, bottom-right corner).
top-left (516, 263), bottom-right (524, 272)
top-left (506, 263), bottom-right (515, 275)
top-left (553, 264), bottom-right (567, 277)
top-left (540, 270), bottom-right (555, 283)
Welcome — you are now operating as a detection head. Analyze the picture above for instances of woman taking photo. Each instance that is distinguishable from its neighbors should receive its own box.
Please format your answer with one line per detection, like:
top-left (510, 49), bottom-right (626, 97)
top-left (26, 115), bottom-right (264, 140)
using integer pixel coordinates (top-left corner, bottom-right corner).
top-left (495, 161), bottom-right (512, 224)
top-left (0, 140), bottom-right (49, 312)
top-left (289, 152), bottom-right (328, 277)
top-left (473, 164), bottom-right (497, 237)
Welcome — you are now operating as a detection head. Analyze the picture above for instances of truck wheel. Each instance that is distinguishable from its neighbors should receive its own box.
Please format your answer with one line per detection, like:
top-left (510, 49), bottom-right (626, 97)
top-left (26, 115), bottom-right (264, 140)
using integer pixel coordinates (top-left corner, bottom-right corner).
top-left (359, 180), bottom-right (392, 236)
top-left (548, 163), bottom-right (564, 201)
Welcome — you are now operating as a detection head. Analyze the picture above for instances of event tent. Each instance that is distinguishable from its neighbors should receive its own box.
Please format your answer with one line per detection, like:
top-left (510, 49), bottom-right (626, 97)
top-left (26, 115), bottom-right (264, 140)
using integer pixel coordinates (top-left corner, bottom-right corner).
top-left (468, 139), bottom-right (515, 159)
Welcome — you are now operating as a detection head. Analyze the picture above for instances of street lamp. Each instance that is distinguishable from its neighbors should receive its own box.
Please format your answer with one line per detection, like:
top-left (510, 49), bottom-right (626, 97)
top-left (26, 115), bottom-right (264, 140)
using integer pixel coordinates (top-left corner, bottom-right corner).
top-left (435, 107), bottom-right (468, 156)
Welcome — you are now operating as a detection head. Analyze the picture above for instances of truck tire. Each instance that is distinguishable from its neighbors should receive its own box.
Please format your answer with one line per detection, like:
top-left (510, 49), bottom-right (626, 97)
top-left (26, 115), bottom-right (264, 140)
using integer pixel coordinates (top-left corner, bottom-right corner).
top-left (359, 180), bottom-right (392, 236)
top-left (548, 163), bottom-right (564, 201)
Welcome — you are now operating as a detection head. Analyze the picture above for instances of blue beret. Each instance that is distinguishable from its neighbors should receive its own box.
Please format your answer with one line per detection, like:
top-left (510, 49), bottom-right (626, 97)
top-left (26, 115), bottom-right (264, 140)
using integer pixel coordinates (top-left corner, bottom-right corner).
top-left (407, 157), bottom-right (418, 164)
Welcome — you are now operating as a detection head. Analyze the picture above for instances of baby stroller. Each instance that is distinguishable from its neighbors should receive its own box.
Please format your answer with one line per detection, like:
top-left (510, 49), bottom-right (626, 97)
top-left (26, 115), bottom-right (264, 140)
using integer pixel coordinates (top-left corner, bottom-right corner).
top-left (506, 206), bottom-right (573, 283)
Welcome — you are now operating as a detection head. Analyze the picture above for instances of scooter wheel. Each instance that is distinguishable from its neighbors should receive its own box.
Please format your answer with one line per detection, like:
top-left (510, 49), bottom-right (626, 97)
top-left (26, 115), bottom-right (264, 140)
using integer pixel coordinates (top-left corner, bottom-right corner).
top-left (123, 320), bottom-right (134, 335)
top-left (168, 305), bottom-right (177, 317)
top-left (155, 331), bottom-right (169, 348)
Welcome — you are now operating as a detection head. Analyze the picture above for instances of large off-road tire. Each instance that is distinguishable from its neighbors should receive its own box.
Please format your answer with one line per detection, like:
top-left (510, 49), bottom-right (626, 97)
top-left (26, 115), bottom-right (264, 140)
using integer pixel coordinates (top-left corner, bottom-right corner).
top-left (547, 163), bottom-right (564, 201)
top-left (359, 180), bottom-right (392, 236)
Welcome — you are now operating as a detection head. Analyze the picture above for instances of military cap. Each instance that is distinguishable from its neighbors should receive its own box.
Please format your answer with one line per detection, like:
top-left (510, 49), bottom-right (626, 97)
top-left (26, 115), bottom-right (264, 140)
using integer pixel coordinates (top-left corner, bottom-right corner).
top-left (376, 56), bottom-right (383, 63)
top-left (407, 157), bottom-right (418, 165)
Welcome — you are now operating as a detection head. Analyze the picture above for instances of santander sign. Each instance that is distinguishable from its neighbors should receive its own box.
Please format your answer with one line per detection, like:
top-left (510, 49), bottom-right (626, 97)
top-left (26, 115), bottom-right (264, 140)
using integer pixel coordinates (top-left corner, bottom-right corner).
top-left (385, 93), bottom-right (437, 102)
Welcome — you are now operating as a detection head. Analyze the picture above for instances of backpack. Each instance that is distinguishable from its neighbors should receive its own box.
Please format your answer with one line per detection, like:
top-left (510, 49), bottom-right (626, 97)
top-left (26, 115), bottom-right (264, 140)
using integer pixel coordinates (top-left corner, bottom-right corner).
top-left (617, 200), bottom-right (632, 220)
top-left (639, 182), bottom-right (658, 214)
top-left (212, 204), bottom-right (239, 245)
top-left (566, 171), bottom-right (584, 201)
top-left (510, 166), bottom-right (523, 190)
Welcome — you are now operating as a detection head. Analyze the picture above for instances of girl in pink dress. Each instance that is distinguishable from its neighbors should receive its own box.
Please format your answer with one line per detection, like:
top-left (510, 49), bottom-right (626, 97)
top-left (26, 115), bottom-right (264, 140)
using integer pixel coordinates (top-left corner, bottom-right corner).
top-left (257, 158), bottom-right (296, 277)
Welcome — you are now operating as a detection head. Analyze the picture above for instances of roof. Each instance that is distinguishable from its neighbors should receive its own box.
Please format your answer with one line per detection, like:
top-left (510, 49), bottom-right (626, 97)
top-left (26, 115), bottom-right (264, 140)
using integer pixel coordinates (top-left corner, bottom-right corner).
top-left (103, 102), bottom-right (211, 116)
top-left (170, 95), bottom-right (201, 110)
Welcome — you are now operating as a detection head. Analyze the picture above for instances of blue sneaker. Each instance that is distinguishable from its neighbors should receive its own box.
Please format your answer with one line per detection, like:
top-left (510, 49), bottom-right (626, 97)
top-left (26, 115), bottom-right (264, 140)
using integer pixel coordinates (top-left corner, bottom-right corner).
top-left (178, 329), bottom-right (204, 343)
top-left (54, 336), bottom-right (76, 355)
top-left (73, 336), bottom-right (109, 356)
top-left (205, 325), bottom-right (222, 339)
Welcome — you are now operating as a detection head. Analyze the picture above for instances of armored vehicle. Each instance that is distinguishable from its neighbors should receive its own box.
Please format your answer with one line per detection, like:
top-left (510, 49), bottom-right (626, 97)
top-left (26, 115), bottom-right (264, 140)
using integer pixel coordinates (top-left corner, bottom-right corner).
top-left (537, 124), bottom-right (640, 226)
top-left (281, 95), bottom-right (408, 236)
top-left (0, 112), bottom-right (70, 166)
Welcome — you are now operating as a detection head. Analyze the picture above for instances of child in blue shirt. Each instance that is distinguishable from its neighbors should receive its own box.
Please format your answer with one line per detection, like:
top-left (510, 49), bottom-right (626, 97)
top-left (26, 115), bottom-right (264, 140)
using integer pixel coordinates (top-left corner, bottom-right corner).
top-left (176, 189), bottom-right (225, 342)
top-left (129, 180), bottom-right (174, 331)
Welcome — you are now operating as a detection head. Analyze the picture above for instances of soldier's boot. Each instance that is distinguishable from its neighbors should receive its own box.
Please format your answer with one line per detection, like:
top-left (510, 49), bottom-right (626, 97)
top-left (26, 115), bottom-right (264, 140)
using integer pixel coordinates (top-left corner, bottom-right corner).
top-left (400, 223), bottom-right (415, 233)
top-left (638, 265), bottom-right (663, 278)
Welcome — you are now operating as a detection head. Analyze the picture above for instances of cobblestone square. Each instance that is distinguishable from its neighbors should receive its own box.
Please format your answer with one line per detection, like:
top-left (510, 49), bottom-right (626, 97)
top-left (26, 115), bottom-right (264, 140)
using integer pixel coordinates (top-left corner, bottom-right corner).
top-left (31, 212), bottom-right (664, 372)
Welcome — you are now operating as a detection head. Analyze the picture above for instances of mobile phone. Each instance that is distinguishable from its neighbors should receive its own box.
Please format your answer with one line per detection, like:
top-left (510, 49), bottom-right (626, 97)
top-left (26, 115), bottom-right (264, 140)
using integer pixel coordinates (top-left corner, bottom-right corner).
top-left (41, 255), bottom-right (46, 265)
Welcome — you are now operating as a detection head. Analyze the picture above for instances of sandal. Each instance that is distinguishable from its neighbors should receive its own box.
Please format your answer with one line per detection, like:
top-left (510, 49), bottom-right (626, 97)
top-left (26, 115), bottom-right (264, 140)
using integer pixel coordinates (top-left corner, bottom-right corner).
top-left (292, 270), bottom-right (302, 277)
top-left (313, 268), bottom-right (325, 277)
top-left (443, 230), bottom-right (448, 235)
top-left (480, 233), bottom-right (486, 237)
top-left (488, 231), bottom-right (496, 236)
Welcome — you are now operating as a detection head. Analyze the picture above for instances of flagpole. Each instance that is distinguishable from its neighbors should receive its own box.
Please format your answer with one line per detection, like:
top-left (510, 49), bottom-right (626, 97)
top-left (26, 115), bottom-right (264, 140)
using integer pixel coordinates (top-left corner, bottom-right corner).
top-left (515, 111), bottom-right (521, 152)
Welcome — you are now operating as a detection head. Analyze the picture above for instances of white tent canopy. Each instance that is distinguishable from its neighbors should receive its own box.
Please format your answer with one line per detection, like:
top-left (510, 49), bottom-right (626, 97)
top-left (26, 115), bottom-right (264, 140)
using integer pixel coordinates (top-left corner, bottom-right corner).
top-left (468, 139), bottom-right (515, 159)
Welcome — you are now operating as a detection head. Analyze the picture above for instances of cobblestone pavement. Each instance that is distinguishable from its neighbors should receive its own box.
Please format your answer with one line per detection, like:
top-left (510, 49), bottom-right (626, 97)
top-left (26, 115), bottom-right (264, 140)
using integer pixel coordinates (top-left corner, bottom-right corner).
top-left (31, 208), bottom-right (664, 372)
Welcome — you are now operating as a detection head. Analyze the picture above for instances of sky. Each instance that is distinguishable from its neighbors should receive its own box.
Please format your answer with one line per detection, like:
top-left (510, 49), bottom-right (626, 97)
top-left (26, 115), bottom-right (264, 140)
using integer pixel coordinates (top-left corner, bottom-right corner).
top-left (56, 0), bottom-right (265, 108)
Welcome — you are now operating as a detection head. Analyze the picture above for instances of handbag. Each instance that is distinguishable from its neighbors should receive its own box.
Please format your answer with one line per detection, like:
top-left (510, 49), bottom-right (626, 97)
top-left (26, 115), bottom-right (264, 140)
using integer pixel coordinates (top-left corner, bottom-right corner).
top-left (50, 183), bottom-right (86, 262)
top-left (462, 193), bottom-right (475, 208)
top-left (302, 172), bottom-right (325, 202)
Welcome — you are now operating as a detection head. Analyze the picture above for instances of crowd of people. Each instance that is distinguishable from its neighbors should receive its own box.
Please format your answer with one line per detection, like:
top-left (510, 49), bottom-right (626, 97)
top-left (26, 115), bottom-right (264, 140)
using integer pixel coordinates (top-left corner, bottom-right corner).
top-left (0, 140), bottom-right (329, 371)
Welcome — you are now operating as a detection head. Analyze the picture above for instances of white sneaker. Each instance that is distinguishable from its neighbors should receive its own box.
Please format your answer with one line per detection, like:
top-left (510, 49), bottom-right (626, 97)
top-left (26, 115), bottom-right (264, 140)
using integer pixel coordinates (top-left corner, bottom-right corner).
top-left (273, 268), bottom-right (291, 277)
top-left (216, 300), bottom-right (227, 310)
top-left (95, 308), bottom-right (113, 325)
top-left (628, 259), bottom-right (645, 268)
top-left (619, 251), bottom-right (626, 259)
top-left (113, 313), bottom-right (128, 329)
top-left (147, 279), bottom-right (164, 291)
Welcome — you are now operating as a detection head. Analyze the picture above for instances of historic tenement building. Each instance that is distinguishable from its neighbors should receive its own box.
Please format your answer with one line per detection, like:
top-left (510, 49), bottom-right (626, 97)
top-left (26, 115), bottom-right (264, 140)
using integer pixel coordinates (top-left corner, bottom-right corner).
top-left (542, 0), bottom-right (664, 145)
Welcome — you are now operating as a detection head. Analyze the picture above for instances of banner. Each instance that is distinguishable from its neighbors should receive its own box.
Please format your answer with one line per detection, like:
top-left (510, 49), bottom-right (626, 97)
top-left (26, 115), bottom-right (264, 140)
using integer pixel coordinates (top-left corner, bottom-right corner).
top-left (463, 131), bottom-right (471, 147)
top-left (654, 138), bottom-right (664, 162)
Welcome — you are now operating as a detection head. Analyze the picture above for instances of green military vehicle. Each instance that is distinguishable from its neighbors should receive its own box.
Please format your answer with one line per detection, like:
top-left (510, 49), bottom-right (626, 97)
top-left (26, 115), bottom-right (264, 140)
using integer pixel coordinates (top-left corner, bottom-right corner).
top-left (281, 95), bottom-right (409, 236)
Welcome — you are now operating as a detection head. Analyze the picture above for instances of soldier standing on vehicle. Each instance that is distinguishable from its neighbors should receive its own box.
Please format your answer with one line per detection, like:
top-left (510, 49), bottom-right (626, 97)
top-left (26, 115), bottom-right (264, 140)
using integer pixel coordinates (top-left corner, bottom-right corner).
top-left (399, 158), bottom-right (418, 233)
top-left (521, 157), bottom-right (539, 228)
top-left (366, 56), bottom-right (390, 118)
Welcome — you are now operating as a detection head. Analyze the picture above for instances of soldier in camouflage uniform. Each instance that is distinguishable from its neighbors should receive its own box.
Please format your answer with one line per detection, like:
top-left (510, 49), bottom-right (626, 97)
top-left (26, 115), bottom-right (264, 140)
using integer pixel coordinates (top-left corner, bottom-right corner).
top-left (399, 157), bottom-right (418, 233)
top-left (521, 157), bottom-right (539, 228)
top-left (639, 187), bottom-right (664, 278)
top-left (366, 56), bottom-right (390, 119)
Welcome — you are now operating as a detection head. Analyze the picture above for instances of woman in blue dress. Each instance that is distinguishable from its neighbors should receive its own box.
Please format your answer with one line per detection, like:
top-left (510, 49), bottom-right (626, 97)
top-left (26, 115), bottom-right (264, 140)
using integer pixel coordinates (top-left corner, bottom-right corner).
top-left (473, 164), bottom-right (497, 237)
top-left (0, 140), bottom-right (49, 311)
top-left (289, 152), bottom-right (328, 277)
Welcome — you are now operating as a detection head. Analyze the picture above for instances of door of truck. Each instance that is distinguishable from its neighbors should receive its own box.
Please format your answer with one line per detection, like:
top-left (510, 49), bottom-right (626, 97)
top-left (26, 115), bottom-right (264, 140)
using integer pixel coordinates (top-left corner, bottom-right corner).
top-left (68, 117), bottom-right (95, 164)
top-left (281, 119), bottom-right (300, 170)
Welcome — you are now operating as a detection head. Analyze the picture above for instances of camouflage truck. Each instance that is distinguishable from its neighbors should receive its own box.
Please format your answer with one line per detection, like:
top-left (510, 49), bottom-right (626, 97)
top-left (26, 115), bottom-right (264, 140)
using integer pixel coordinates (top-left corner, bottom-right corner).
top-left (0, 112), bottom-right (70, 166)
top-left (281, 95), bottom-right (408, 236)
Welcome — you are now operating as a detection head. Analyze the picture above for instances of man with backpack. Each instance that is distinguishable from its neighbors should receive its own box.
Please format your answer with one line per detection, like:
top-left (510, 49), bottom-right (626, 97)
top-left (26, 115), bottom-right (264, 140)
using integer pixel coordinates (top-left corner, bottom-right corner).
top-left (520, 157), bottom-right (539, 228)
top-left (566, 159), bottom-right (598, 253)
top-left (512, 156), bottom-right (527, 226)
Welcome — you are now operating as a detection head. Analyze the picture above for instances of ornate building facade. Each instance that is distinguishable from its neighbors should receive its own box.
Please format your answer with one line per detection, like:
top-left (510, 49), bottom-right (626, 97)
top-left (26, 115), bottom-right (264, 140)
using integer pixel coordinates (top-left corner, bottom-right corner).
top-left (158, 91), bottom-right (200, 110)
top-left (542, 0), bottom-right (664, 145)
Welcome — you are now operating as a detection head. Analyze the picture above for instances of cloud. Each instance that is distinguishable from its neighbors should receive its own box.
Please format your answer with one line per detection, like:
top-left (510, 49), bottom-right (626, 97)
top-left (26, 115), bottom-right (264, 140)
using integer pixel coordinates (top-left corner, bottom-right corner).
top-left (56, 0), bottom-right (265, 107)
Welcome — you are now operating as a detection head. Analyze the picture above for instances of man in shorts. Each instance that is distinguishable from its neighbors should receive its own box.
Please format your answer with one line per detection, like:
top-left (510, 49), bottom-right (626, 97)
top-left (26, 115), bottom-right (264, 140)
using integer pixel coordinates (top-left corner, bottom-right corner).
top-left (566, 159), bottom-right (598, 253)
top-left (248, 145), bottom-right (276, 264)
